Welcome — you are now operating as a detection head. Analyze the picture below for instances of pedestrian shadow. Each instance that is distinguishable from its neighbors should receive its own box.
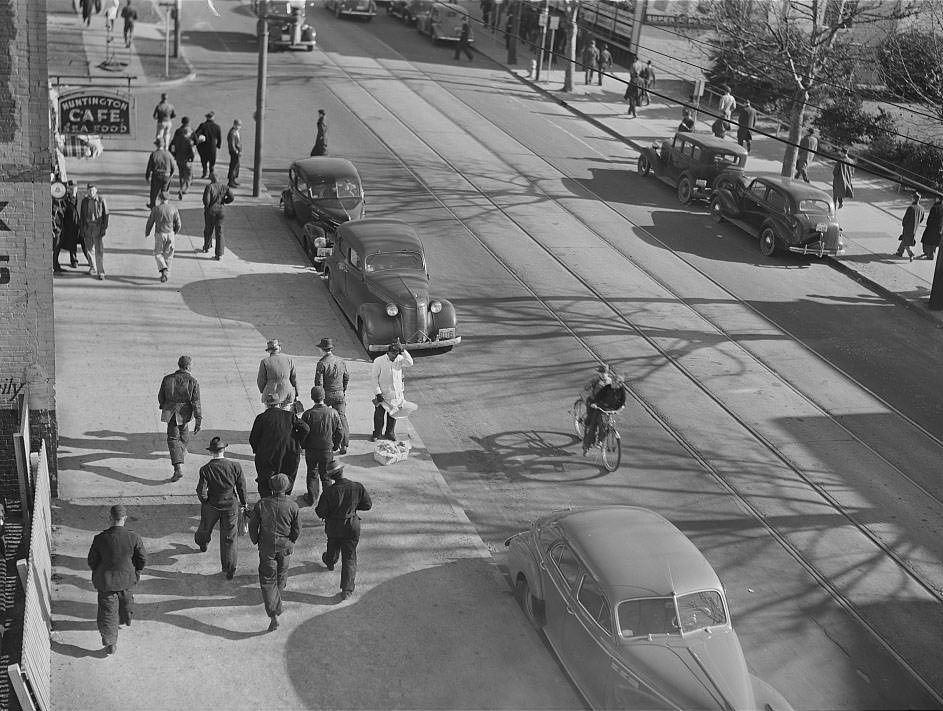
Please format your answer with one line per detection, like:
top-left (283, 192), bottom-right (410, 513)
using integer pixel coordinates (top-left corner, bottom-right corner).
top-left (51, 641), bottom-right (109, 659)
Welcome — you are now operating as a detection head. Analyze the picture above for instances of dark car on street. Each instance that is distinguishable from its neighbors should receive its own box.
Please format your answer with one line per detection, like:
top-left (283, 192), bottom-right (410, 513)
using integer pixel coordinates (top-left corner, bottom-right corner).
top-left (710, 176), bottom-right (845, 257)
top-left (505, 506), bottom-right (793, 711)
top-left (417, 2), bottom-right (471, 42)
top-left (325, 0), bottom-right (376, 20)
top-left (637, 132), bottom-right (748, 204)
top-left (388, 0), bottom-right (433, 24)
top-left (324, 218), bottom-right (462, 352)
top-left (281, 157), bottom-right (365, 269)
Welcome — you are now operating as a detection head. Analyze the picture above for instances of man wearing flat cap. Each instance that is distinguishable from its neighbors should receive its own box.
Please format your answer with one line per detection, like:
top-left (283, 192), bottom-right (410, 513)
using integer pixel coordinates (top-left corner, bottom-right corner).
top-left (248, 473), bottom-right (301, 631)
top-left (314, 337), bottom-right (349, 454)
top-left (145, 137), bottom-right (175, 209)
top-left (315, 461), bottom-right (372, 600)
top-left (195, 437), bottom-right (247, 579)
top-left (158, 355), bottom-right (202, 482)
top-left (250, 386), bottom-right (309, 497)
top-left (193, 111), bottom-right (222, 179)
top-left (87, 504), bottom-right (147, 655)
top-left (300, 385), bottom-right (344, 506)
top-left (369, 340), bottom-right (413, 442)
top-left (258, 338), bottom-right (299, 405)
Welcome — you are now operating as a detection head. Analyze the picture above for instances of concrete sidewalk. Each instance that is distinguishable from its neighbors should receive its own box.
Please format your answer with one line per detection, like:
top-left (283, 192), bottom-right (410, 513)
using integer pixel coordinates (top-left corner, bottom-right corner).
top-left (465, 18), bottom-right (943, 327)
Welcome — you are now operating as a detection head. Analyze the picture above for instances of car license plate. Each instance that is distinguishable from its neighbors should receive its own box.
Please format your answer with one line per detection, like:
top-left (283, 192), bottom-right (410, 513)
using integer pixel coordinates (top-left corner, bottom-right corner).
top-left (438, 327), bottom-right (455, 340)
top-left (815, 223), bottom-right (827, 232)
top-left (317, 247), bottom-right (332, 257)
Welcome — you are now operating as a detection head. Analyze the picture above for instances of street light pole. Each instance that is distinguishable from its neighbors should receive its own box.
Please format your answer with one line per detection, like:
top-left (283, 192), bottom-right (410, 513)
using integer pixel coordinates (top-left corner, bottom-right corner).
top-left (253, 0), bottom-right (269, 198)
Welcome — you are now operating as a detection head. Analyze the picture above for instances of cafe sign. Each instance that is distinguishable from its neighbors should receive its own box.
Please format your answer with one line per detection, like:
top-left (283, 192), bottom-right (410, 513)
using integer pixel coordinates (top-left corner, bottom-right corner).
top-left (58, 90), bottom-right (131, 135)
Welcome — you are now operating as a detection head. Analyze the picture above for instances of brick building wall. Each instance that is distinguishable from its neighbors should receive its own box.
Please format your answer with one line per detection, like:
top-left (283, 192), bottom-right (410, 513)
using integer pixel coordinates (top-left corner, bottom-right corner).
top-left (0, 0), bottom-right (56, 504)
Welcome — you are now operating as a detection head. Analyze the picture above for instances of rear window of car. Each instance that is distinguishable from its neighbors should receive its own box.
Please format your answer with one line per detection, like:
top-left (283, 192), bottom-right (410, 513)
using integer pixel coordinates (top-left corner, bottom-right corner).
top-left (798, 198), bottom-right (831, 214)
top-left (365, 251), bottom-right (424, 273)
top-left (617, 597), bottom-right (677, 637)
top-left (307, 176), bottom-right (362, 209)
top-left (676, 590), bottom-right (727, 633)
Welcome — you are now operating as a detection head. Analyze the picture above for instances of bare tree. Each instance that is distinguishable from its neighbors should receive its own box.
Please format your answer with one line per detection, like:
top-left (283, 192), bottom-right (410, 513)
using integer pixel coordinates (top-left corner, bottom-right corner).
top-left (710, 0), bottom-right (915, 176)
top-left (878, 4), bottom-right (943, 122)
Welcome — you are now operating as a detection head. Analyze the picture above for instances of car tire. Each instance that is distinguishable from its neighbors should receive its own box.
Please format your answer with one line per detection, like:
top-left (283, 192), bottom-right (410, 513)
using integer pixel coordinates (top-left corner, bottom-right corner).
top-left (710, 196), bottom-right (724, 223)
top-left (759, 225), bottom-right (778, 256)
top-left (283, 194), bottom-right (295, 219)
top-left (637, 155), bottom-right (651, 176)
top-left (358, 320), bottom-right (371, 353)
top-left (677, 175), bottom-right (693, 205)
top-left (515, 576), bottom-right (544, 629)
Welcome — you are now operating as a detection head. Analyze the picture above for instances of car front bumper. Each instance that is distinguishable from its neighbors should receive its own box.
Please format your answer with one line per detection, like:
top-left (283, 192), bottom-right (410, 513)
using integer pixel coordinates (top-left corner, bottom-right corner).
top-left (341, 8), bottom-right (376, 15)
top-left (787, 242), bottom-right (845, 257)
top-left (367, 336), bottom-right (462, 352)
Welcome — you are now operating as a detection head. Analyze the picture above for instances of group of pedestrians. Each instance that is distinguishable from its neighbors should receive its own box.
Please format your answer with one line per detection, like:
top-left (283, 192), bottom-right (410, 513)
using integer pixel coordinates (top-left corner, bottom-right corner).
top-left (53, 181), bottom-right (109, 279)
top-left (81, 0), bottom-right (136, 47)
top-left (897, 192), bottom-right (943, 261)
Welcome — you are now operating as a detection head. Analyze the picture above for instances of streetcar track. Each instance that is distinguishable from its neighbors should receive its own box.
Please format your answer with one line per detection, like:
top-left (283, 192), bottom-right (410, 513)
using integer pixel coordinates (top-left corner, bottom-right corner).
top-left (292, 43), bottom-right (943, 700)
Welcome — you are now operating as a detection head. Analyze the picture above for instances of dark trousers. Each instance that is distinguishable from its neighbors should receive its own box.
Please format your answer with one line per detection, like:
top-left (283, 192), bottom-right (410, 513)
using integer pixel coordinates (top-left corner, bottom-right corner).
top-left (194, 502), bottom-right (238, 573)
top-left (166, 419), bottom-right (191, 465)
top-left (305, 448), bottom-right (334, 503)
top-left (454, 38), bottom-right (473, 60)
top-left (373, 403), bottom-right (396, 438)
top-left (149, 173), bottom-right (172, 207)
top-left (582, 407), bottom-right (601, 450)
top-left (256, 456), bottom-right (301, 497)
top-left (324, 535), bottom-right (359, 592)
top-left (97, 589), bottom-right (133, 646)
top-left (258, 547), bottom-right (291, 617)
top-left (794, 161), bottom-right (810, 182)
top-left (203, 209), bottom-right (224, 256)
top-left (198, 148), bottom-right (217, 177)
top-left (228, 152), bottom-right (240, 185)
top-left (325, 395), bottom-right (349, 448)
top-left (176, 161), bottom-right (192, 195)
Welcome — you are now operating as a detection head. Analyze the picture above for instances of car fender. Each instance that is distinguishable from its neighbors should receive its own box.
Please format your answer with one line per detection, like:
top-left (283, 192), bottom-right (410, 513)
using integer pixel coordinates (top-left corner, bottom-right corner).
top-left (714, 188), bottom-right (741, 217)
top-left (357, 302), bottom-right (396, 346)
top-left (750, 675), bottom-right (794, 711)
top-left (506, 533), bottom-right (546, 603)
top-left (429, 298), bottom-right (458, 329)
top-left (759, 217), bottom-right (784, 241)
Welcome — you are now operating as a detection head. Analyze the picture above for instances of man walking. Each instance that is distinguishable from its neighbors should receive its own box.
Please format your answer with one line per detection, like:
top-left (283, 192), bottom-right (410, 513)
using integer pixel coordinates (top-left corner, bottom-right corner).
top-left (195, 437), bottom-right (247, 580)
top-left (638, 60), bottom-right (655, 105)
top-left (152, 93), bottom-right (176, 147)
top-left (736, 99), bottom-right (757, 151)
top-left (227, 119), bottom-right (242, 188)
top-left (718, 85), bottom-right (735, 120)
top-left (169, 117), bottom-right (195, 199)
top-left (158, 355), bottom-right (202, 482)
top-left (315, 337), bottom-right (349, 454)
top-left (794, 127), bottom-right (818, 182)
top-left (921, 195), bottom-right (943, 260)
top-left (80, 182), bottom-right (109, 280)
top-left (897, 192), bottom-right (924, 261)
top-left (58, 180), bottom-right (91, 270)
top-left (144, 191), bottom-right (181, 283)
top-left (87, 504), bottom-right (146, 655)
top-left (370, 341), bottom-right (413, 442)
top-left (597, 43), bottom-right (612, 86)
top-left (582, 40), bottom-right (598, 85)
top-left (145, 138), bottom-right (175, 209)
top-left (301, 386), bottom-right (343, 506)
top-left (202, 172), bottom-right (234, 259)
top-left (454, 17), bottom-right (473, 61)
top-left (832, 147), bottom-right (855, 209)
top-left (315, 462), bottom-right (372, 600)
top-left (258, 339), bottom-right (299, 405)
top-left (120, 0), bottom-right (137, 46)
top-left (623, 76), bottom-right (640, 118)
top-left (248, 474), bottom-right (300, 631)
top-left (193, 111), bottom-right (222, 178)
top-left (250, 392), bottom-right (308, 497)
top-left (311, 110), bottom-right (327, 157)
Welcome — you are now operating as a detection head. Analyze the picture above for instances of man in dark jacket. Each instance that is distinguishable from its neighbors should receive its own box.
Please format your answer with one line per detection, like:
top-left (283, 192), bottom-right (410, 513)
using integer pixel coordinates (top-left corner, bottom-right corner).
top-left (169, 117), bottom-right (195, 199)
top-left (248, 473), bottom-right (300, 631)
top-left (314, 337), bottom-right (349, 453)
top-left (87, 504), bottom-right (147, 655)
top-left (315, 462), bottom-right (372, 599)
top-left (311, 110), bottom-right (327, 156)
top-left (921, 195), bottom-right (943, 260)
top-left (145, 138), bottom-right (175, 209)
top-left (736, 99), bottom-right (757, 152)
top-left (57, 180), bottom-right (91, 270)
top-left (454, 18), bottom-right (473, 61)
top-left (250, 393), bottom-right (309, 497)
top-left (897, 192), bottom-right (924, 261)
top-left (202, 172), bottom-right (234, 259)
top-left (582, 368), bottom-right (627, 455)
top-left (227, 119), bottom-right (242, 188)
top-left (300, 386), bottom-right (343, 506)
top-left (193, 111), bottom-right (222, 178)
top-left (158, 355), bottom-right (202, 481)
top-left (195, 437), bottom-right (247, 579)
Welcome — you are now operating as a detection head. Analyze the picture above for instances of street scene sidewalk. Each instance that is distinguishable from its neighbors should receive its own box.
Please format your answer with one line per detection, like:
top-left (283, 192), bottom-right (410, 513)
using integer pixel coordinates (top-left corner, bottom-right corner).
top-left (466, 19), bottom-right (943, 327)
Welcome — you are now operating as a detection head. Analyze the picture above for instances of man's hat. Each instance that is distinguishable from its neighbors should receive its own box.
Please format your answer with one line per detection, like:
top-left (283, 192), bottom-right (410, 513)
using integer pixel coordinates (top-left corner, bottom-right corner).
top-left (269, 473), bottom-right (291, 493)
top-left (317, 337), bottom-right (334, 350)
top-left (387, 340), bottom-right (404, 355)
top-left (67, 180), bottom-right (76, 187)
top-left (595, 363), bottom-right (610, 374)
top-left (326, 460), bottom-right (344, 478)
top-left (110, 504), bottom-right (127, 520)
top-left (311, 385), bottom-right (325, 401)
top-left (87, 182), bottom-right (96, 188)
top-left (206, 436), bottom-right (228, 452)
top-left (318, 109), bottom-right (325, 115)
top-left (206, 111), bottom-right (215, 118)
top-left (266, 339), bottom-right (281, 352)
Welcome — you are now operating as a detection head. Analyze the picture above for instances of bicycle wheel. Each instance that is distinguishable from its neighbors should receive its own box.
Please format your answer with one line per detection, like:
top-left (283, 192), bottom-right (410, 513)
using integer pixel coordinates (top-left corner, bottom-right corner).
top-left (573, 398), bottom-right (586, 438)
top-left (600, 428), bottom-right (622, 472)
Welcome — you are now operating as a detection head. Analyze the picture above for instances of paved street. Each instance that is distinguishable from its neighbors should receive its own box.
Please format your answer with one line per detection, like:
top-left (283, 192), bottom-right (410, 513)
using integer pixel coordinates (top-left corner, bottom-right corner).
top-left (47, 1), bottom-right (943, 709)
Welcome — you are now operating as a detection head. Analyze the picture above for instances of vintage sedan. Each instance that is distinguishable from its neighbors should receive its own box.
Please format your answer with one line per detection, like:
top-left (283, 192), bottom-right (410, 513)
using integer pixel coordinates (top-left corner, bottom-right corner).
top-left (389, 0), bottom-right (433, 24)
top-left (325, 0), bottom-right (376, 20)
top-left (324, 218), bottom-right (462, 352)
top-left (637, 132), bottom-right (748, 204)
top-left (417, 2), bottom-right (470, 42)
top-left (281, 157), bottom-right (365, 270)
top-left (505, 506), bottom-right (793, 711)
top-left (710, 176), bottom-right (845, 257)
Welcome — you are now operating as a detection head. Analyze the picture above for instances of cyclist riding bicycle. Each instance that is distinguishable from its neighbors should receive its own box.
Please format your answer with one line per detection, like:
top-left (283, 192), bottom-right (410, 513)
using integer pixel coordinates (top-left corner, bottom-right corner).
top-left (582, 364), bottom-right (626, 456)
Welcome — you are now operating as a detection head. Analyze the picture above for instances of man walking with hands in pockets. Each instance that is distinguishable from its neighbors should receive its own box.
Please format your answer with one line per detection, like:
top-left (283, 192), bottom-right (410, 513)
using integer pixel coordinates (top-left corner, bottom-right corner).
top-left (195, 437), bottom-right (247, 580)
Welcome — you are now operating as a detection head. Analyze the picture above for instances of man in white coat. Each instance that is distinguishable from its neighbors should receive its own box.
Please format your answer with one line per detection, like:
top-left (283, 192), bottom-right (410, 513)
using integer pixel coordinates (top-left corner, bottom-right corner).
top-left (369, 341), bottom-right (413, 442)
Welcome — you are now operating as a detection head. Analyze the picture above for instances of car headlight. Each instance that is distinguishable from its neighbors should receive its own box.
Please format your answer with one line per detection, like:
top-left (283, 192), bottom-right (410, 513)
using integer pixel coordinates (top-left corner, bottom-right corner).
top-left (429, 300), bottom-right (442, 314)
top-left (314, 236), bottom-right (327, 248)
top-left (385, 303), bottom-right (399, 317)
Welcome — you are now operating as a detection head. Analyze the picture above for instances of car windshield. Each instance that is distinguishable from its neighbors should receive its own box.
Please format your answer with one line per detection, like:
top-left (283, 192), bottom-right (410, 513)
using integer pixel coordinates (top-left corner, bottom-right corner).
top-left (675, 590), bottom-right (727, 633)
top-left (797, 198), bottom-right (832, 215)
top-left (307, 176), bottom-right (363, 210)
top-left (364, 251), bottom-right (424, 273)
top-left (617, 597), bottom-right (678, 637)
top-left (713, 152), bottom-right (742, 166)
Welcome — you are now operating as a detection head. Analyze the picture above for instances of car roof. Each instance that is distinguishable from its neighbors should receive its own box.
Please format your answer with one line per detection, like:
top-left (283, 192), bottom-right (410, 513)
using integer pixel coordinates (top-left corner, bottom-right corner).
top-left (552, 506), bottom-right (722, 600)
top-left (671, 133), bottom-right (748, 155)
top-left (291, 157), bottom-right (360, 181)
top-left (751, 175), bottom-right (832, 200)
top-left (337, 218), bottom-right (424, 254)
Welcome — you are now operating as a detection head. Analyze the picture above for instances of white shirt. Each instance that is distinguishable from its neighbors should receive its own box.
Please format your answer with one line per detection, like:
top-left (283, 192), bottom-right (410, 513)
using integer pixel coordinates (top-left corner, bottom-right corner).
top-left (719, 93), bottom-right (736, 119)
top-left (370, 351), bottom-right (413, 406)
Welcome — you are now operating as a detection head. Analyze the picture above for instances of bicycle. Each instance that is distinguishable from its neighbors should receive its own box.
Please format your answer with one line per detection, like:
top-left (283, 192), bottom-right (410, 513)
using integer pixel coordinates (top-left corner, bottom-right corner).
top-left (571, 398), bottom-right (622, 472)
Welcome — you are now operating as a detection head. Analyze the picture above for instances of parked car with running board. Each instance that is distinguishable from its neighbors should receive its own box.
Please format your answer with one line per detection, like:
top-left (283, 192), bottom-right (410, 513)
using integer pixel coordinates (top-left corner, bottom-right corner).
top-left (325, 0), bottom-right (376, 20)
top-left (637, 132), bottom-right (748, 204)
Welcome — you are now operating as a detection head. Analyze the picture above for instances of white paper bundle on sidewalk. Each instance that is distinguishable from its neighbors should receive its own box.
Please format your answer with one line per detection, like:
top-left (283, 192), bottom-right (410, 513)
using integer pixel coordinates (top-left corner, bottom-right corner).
top-left (374, 439), bottom-right (412, 465)
top-left (380, 399), bottom-right (419, 419)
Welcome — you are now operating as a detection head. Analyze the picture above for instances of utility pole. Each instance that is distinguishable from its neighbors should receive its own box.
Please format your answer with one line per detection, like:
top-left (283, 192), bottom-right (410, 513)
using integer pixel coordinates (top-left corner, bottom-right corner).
top-left (507, 0), bottom-right (522, 65)
top-left (173, 0), bottom-right (181, 58)
top-left (253, 0), bottom-right (269, 198)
